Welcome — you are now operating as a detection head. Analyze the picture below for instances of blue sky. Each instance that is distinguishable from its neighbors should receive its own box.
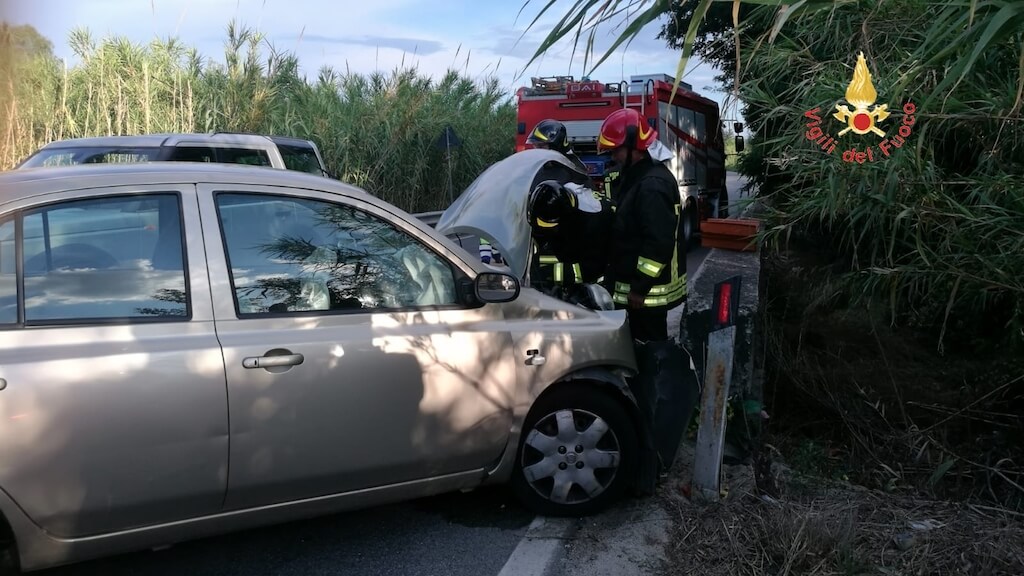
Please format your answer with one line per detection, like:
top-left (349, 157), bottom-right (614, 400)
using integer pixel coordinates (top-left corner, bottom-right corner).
top-left (3, 0), bottom-right (739, 117)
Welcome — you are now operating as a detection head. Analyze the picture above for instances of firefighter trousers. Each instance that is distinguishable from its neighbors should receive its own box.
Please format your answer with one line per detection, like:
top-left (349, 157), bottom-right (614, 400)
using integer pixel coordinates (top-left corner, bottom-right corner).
top-left (626, 307), bottom-right (669, 342)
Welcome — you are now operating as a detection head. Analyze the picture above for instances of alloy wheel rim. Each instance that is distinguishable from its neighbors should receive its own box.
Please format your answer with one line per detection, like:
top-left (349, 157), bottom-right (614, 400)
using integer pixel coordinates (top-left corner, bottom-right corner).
top-left (520, 408), bottom-right (621, 505)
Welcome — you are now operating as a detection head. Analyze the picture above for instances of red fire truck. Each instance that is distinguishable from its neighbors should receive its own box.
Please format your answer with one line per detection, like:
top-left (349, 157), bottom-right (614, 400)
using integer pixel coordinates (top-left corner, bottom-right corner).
top-left (515, 73), bottom-right (730, 245)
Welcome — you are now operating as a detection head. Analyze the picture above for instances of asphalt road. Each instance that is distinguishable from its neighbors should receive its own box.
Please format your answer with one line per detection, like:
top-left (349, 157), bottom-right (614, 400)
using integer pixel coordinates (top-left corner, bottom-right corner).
top-left (35, 486), bottom-right (534, 576)
top-left (30, 172), bottom-right (752, 576)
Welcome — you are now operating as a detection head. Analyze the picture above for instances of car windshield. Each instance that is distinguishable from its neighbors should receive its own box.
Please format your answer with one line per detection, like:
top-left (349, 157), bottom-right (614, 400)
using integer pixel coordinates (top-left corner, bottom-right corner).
top-left (19, 146), bottom-right (162, 168)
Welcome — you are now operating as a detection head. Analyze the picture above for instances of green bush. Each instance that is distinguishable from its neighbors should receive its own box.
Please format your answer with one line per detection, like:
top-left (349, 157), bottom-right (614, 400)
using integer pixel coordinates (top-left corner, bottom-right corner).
top-left (736, 0), bottom-right (1024, 352)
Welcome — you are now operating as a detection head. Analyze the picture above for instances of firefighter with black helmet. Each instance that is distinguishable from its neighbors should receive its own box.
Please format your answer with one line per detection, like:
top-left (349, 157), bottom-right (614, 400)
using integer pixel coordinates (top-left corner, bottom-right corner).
top-left (526, 179), bottom-right (613, 290)
top-left (526, 119), bottom-right (588, 173)
top-left (524, 119), bottom-right (604, 292)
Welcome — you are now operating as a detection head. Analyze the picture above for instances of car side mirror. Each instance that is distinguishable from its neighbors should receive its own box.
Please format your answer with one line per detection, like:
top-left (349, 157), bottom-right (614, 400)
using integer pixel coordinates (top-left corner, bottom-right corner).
top-left (475, 272), bottom-right (520, 303)
top-left (735, 135), bottom-right (745, 153)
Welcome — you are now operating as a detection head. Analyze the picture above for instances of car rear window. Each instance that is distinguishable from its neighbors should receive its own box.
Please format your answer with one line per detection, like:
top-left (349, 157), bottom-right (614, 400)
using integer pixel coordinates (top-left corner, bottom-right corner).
top-left (277, 144), bottom-right (325, 174)
top-left (168, 146), bottom-right (271, 167)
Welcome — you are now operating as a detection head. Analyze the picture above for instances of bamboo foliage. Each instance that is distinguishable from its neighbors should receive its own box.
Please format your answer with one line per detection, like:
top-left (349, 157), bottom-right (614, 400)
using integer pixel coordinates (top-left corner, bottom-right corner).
top-left (0, 21), bottom-right (517, 213)
top-left (524, 0), bottom-right (1024, 348)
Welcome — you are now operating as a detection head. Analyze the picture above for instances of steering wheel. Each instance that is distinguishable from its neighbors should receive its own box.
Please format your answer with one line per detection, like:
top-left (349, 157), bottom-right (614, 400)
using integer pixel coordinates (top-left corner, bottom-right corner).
top-left (24, 243), bottom-right (119, 273)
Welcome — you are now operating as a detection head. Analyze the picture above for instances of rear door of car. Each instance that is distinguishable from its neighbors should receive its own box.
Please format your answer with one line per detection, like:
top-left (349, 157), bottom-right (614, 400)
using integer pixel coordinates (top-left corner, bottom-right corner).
top-left (195, 183), bottom-right (517, 510)
top-left (0, 184), bottom-right (229, 537)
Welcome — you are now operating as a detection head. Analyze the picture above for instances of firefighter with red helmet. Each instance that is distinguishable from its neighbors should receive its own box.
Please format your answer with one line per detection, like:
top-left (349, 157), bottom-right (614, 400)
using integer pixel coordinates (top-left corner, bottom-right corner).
top-left (600, 108), bottom-right (698, 489)
top-left (597, 108), bottom-right (686, 342)
top-left (524, 109), bottom-right (696, 484)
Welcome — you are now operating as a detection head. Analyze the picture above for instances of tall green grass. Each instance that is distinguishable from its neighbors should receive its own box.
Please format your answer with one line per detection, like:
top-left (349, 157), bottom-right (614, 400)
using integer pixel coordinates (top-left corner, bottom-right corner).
top-left (733, 0), bottom-right (1024, 350)
top-left (0, 22), bottom-right (517, 213)
top-left (521, 0), bottom-right (1024, 347)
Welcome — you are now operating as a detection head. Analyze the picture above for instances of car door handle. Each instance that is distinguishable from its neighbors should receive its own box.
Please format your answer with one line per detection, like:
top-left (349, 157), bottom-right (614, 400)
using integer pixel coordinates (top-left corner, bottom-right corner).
top-left (242, 354), bottom-right (305, 369)
top-left (526, 349), bottom-right (546, 366)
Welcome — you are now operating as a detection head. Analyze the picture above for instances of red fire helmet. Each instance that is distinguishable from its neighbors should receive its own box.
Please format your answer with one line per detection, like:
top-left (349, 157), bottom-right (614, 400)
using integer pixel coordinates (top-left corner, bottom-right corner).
top-left (597, 108), bottom-right (657, 153)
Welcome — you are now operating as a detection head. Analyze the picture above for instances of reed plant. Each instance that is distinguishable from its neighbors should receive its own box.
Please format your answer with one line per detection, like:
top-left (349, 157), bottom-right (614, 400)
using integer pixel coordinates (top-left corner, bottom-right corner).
top-left (0, 21), bottom-right (517, 213)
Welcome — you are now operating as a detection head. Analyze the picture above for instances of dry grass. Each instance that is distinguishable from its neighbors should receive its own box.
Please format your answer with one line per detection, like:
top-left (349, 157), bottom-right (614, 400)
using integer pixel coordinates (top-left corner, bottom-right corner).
top-left (656, 236), bottom-right (1024, 575)
top-left (760, 242), bottom-right (1024, 511)
top-left (661, 448), bottom-right (1024, 576)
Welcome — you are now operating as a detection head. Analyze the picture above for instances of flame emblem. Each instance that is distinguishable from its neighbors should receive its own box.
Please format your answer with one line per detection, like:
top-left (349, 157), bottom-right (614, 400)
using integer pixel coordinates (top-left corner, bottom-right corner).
top-left (833, 52), bottom-right (889, 137)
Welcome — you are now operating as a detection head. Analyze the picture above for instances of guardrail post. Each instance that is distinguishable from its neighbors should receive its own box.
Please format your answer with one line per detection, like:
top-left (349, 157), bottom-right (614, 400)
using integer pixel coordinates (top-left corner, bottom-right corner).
top-left (692, 275), bottom-right (741, 502)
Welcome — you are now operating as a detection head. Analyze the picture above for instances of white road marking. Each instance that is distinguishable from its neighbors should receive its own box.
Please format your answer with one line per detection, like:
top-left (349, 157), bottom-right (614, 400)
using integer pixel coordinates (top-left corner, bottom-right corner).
top-left (496, 516), bottom-right (575, 576)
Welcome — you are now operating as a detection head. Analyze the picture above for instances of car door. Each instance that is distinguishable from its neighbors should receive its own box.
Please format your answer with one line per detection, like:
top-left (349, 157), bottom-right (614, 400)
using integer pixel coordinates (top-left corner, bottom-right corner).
top-left (0, 186), bottom-right (229, 538)
top-left (196, 185), bottom-right (517, 509)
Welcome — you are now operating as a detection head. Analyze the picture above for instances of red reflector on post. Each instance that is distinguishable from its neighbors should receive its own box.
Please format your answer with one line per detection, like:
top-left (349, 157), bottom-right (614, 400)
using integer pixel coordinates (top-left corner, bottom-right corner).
top-left (716, 283), bottom-right (732, 326)
top-left (711, 275), bottom-right (742, 330)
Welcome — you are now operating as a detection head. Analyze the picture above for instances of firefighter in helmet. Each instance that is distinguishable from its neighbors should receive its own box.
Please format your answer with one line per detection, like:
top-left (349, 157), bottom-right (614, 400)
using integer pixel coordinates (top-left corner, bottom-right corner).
top-left (526, 119), bottom-right (588, 173)
top-left (524, 119), bottom-right (609, 293)
top-left (597, 107), bottom-right (686, 341)
top-left (527, 179), bottom-right (613, 291)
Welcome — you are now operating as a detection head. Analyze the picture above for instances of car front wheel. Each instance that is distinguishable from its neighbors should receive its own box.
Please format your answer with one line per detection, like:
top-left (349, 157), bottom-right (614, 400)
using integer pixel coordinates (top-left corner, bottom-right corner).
top-left (511, 386), bottom-right (638, 516)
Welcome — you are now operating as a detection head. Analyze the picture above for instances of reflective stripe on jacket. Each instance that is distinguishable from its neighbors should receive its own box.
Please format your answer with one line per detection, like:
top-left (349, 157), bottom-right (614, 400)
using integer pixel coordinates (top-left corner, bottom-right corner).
top-left (606, 157), bottom-right (686, 310)
top-left (536, 254), bottom-right (582, 285)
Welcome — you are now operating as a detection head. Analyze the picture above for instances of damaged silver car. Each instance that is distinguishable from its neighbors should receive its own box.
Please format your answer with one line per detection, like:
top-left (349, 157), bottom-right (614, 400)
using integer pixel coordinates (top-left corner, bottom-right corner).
top-left (0, 153), bottom-right (656, 572)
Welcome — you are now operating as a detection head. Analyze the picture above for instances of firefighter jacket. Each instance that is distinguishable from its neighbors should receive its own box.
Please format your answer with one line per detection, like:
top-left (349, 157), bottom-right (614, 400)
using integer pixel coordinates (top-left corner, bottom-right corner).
top-left (532, 245), bottom-right (582, 286)
top-left (531, 183), bottom-right (613, 287)
top-left (605, 156), bottom-right (686, 310)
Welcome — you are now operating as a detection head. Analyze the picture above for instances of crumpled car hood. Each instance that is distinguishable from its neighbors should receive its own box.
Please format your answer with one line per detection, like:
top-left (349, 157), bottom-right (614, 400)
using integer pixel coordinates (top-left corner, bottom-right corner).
top-left (435, 149), bottom-right (591, 279)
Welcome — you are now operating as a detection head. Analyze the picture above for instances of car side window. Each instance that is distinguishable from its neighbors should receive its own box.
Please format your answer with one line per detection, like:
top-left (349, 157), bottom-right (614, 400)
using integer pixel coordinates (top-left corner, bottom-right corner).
top-left (216, 193), bottom-right (459, 315)
top-left (169, 147), bottom-right (271, 167)
top-left (18, 194), bottom-right (189, 323)
top-left (0, 218), bottom-right (15, 324)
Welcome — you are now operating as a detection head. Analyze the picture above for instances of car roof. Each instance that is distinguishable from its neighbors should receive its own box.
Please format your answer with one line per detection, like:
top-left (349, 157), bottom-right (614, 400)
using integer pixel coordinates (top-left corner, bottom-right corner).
top-left (34, 133), bottom-right (282, 149)
top-left (267, 135), bottom-right (318, 148)
top-left (0, 162), bottom-right (369, 207)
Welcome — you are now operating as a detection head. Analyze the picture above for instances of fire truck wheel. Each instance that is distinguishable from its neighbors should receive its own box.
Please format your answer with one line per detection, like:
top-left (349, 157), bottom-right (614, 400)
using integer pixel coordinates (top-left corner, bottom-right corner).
top-left (682, 202), bottom-right (698, 247)
top-left (717, 188), bottom-right (730, 219)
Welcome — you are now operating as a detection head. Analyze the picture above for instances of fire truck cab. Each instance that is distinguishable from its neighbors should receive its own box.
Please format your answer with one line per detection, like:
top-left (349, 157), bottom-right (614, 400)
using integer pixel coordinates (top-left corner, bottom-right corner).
top-left (515, 73), bottom-right (729, 246)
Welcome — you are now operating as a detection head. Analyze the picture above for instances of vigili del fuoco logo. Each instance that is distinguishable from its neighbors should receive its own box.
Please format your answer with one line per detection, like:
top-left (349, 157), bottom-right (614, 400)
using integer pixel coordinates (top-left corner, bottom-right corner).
top-left (804, 51), bottom-right (916, 163)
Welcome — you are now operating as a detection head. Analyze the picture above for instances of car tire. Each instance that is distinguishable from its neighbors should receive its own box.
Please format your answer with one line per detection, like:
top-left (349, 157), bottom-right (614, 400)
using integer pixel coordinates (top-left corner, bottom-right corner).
top-left (717, 188), bottom-right (730, 219)
top-left (511, 386), bottom-right (638, 517)
top-left (0, 547), bottom-right (16, 575)
top-left (0, 515), bottom-right (17, 576)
